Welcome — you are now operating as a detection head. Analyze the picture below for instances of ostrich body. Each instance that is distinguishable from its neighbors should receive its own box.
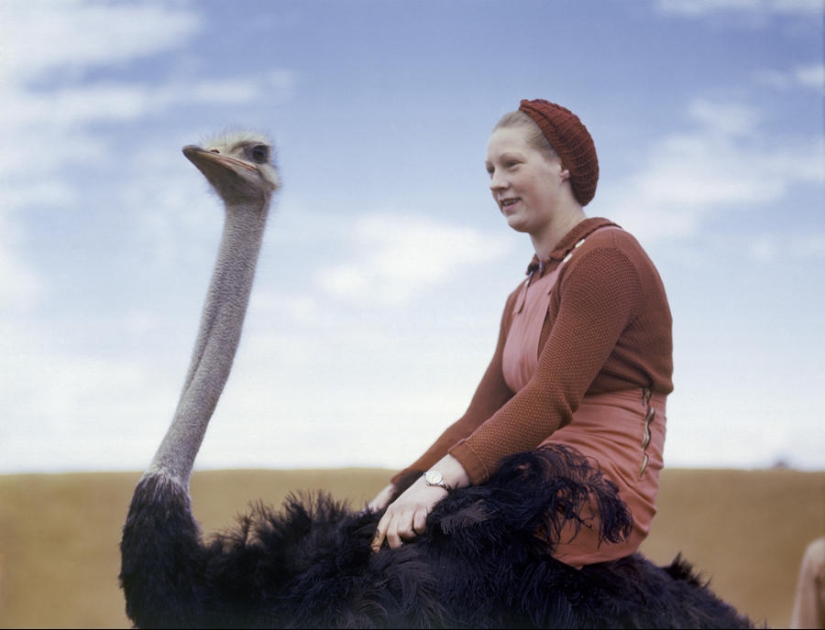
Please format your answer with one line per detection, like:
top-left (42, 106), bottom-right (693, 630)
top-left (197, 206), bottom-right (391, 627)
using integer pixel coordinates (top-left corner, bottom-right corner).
top-left (120, 133), bottom-right (757, 629)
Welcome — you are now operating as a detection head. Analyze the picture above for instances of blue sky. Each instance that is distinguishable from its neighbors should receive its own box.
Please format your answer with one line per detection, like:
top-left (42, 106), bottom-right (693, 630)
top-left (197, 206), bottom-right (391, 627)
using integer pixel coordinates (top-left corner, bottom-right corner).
top-left (0, 0), bottom-right (822, 474)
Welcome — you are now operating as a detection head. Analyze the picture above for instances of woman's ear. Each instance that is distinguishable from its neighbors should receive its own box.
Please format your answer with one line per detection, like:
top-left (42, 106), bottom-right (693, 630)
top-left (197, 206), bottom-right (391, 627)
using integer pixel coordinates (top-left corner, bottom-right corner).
top-left (559, 163), bottom-right (571, 181)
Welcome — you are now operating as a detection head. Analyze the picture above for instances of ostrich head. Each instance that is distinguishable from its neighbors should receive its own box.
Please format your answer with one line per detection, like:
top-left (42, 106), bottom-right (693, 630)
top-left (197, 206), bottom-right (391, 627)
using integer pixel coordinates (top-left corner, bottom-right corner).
top-left (183, 132), bottom-right (280, 205)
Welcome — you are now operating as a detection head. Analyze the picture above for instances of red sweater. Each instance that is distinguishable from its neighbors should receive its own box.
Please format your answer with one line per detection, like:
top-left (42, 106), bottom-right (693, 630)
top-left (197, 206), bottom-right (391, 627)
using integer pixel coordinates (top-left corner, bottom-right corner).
top-left (393, 217), bottom-right (674, 486)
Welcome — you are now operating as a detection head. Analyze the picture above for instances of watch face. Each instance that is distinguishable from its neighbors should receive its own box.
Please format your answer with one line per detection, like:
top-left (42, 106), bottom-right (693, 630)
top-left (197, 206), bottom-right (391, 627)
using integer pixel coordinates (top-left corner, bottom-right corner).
top-left (426, 470), bottom-right (443, 485)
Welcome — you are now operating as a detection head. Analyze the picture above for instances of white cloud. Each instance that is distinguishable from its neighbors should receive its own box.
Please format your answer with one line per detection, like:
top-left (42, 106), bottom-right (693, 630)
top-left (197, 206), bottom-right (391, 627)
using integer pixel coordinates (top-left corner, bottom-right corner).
top-left (747, 235), bottom-right (778, 262)
top-left (0, 0), bottom-right (294, 183)
top-left (795, 63), bottom-right (825, 89)
top-left (754, 63), bottom-right (825, 90)
top-left (0, 0), bottom-right (295, 473)
top-left (793, 232), bottom-right (825, 258)
top-left (686, 99), bottom-right (761, 137)
top-left (0, 0), bottom-right (203, 322)
top-left (252, 291), bottom-right (322, 325)
top-left (0, 0), bottom-right (202, 82)
top-left (0, 340), bottom-right (182, 472)
top-left (318, 213), bottom-right (513, 306)
top-left (0, 247), bottom-right (44, 310)
top-left (746, 231), bottom-right (825, 262)
top-left (656, 0), bottom-right (823, 18)
top-left (0, 0), bottom-right (296, 321)
top-left (4, 74), bottom-right (296, 142)
top-left (192, 71), bottom-right (296, 104)
top-left (606, 98), bottom-right (824, 242)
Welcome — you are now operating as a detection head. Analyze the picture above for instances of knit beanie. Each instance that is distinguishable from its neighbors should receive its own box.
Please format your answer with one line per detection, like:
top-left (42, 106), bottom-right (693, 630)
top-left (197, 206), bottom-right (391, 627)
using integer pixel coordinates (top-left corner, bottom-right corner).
top-left (518, 99), bottom-right (599, 206)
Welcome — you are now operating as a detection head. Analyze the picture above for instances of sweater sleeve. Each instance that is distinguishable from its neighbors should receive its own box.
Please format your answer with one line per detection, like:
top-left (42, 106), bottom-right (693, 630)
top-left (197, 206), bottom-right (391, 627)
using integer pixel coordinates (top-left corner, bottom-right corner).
top-left (449, 245), bottom-right (643, 484)
top-left (389, 288), bottom-right (519, 486)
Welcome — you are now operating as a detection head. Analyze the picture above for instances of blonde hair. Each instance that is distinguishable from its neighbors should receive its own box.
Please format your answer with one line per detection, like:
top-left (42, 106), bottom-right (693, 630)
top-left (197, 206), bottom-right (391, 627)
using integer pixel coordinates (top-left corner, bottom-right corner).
top-left (493, 110), bottom-right (559, 162)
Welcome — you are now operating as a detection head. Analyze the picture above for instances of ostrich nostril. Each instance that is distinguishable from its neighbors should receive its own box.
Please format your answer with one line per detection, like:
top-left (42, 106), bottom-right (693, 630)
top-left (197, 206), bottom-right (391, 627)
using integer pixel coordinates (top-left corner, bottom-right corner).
top-left (210, 149), bottom-right (220, 154)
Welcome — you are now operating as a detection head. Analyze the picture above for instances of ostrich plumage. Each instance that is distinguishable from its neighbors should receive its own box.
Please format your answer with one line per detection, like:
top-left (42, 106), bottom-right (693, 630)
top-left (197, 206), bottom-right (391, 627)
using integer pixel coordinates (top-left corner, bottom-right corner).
top-left (120, 132), bottom-right (758, 629)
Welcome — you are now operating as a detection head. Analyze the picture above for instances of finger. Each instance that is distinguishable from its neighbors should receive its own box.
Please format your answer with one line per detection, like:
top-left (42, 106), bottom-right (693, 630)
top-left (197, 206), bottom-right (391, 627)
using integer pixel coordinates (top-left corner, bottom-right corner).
top-left (412, 509), bottom-right (428, 536)
top-left (389, 515), bottom-right (422, 549)
top-left (386, 522), bottom-right (402, 549)
top-left (388, 513), bottom-right (415, 549)
top-left (371, 515), bottom-right (389, 552)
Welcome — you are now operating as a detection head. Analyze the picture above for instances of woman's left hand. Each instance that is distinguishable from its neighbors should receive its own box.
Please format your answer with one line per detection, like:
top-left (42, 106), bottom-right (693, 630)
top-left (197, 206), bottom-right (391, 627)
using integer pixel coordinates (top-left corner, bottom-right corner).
top-left (371, 478), bottom-right (446, 551)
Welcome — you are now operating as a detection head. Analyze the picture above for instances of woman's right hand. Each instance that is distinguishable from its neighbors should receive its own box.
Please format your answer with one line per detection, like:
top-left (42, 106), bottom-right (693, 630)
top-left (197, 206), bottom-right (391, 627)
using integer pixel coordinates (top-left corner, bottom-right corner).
top-left (367, 483), bottom-right (398, 514)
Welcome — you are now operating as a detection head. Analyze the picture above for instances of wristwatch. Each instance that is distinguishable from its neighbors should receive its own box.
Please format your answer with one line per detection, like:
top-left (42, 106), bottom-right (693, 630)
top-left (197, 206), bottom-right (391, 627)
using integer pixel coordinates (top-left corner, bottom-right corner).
top-left (424, 470), bottom-right (448, 490)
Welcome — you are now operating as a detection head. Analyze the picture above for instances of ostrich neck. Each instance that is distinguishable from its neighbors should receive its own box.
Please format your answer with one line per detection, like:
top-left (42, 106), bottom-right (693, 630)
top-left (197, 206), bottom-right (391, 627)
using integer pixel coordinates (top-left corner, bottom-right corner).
top-left (147, 200), bottom-right (269, 487)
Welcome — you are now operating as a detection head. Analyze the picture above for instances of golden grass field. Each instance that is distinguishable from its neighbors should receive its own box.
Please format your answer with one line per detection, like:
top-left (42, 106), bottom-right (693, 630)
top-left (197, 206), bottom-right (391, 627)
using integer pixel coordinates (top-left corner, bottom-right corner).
top-left (1, 466), bottom-right (823, 629)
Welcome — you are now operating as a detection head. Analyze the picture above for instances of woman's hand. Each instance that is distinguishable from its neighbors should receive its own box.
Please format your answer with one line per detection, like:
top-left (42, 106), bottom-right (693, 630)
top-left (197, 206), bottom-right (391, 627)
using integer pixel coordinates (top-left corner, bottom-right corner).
top-left (371, 478), bottom-right (446, 551)
top-left (366, 482), bottom-right (398, 514)
top-left (371, 455), bottom-right (470, 552)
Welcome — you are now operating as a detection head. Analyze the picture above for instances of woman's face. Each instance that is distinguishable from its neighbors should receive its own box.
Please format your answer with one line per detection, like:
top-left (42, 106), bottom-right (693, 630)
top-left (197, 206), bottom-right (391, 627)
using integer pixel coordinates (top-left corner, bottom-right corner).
top-left (485, 125), bottom-right (567, 237)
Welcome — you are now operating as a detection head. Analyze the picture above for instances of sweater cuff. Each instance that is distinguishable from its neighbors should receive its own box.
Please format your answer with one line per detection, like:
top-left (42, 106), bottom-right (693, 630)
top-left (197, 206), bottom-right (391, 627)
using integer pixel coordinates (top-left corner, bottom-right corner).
top-left (448, 440), bottom-right (491, 485)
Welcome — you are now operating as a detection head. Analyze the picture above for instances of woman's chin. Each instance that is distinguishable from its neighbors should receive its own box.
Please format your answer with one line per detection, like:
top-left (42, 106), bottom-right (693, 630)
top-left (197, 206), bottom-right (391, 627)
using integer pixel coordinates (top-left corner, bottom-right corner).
top-left (504, 215), bottom-right (529, 233)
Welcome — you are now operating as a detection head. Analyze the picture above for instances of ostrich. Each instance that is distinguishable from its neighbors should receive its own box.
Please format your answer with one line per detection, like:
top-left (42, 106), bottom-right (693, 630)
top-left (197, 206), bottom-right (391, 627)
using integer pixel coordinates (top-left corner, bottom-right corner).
top-left (120, 131), bottom-right (758, 629)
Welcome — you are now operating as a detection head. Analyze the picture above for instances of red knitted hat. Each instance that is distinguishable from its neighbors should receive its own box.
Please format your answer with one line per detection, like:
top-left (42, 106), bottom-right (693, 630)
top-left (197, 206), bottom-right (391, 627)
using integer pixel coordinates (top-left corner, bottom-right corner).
top-left (518, 99), bottom-right (599, 206)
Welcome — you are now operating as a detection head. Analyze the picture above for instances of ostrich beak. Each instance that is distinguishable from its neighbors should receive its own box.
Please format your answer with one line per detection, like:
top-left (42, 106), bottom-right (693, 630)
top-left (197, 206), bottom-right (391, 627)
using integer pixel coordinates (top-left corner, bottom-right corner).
top-left (182, 144), bottom-right (272, 202)
top-left (182, 145), bottom-right (258, 175)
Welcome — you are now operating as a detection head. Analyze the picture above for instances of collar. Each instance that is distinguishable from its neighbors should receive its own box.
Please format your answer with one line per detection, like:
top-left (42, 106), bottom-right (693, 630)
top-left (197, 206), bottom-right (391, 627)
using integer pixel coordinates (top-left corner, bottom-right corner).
top-left (526, 217), bottom-right (619, 276)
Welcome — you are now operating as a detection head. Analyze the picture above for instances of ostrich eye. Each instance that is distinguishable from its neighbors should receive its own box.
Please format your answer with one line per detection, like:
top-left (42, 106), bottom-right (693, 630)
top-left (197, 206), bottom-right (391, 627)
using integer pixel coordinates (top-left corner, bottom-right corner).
top-left (250, 144), bottom-right (269, 163)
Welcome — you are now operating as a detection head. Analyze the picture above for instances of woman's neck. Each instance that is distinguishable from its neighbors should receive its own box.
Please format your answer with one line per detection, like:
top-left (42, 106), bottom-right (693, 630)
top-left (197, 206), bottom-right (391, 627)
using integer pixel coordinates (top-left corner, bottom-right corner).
top-left (530, 206), bottom-right (587, 260)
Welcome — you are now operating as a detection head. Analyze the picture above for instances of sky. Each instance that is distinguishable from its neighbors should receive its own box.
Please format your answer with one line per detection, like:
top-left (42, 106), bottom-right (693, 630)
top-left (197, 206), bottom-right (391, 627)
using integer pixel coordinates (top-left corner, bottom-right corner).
top-left (0, 0), bottom-right (823, 475)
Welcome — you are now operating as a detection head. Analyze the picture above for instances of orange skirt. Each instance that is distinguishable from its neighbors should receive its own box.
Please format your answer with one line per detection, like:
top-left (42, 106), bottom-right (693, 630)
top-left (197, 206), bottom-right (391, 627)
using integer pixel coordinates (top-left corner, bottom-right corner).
top-left (540, 388), bottom-right (667, 568)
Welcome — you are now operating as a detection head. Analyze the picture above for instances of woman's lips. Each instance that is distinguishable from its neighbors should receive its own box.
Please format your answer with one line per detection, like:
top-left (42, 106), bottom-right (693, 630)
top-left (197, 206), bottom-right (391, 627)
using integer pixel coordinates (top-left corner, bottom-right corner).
top-left (500, 197), bottom-right (520, 213)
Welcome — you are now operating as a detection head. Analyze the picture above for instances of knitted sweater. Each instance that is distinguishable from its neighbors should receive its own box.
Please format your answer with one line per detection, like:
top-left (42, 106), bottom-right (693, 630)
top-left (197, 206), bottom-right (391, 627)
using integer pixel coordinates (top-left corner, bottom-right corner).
top-left (392, 217), bottom-right (674, 486)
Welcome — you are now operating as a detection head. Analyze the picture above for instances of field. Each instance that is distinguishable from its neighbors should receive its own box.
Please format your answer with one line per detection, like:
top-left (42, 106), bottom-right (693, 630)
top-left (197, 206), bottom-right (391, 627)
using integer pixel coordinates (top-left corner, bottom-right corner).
top-left (1, 466), bottom-right (823, 629)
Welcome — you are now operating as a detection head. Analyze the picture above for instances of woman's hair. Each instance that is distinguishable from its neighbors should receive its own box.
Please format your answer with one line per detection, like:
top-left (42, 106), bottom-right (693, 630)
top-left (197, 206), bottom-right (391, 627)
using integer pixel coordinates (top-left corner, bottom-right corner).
top-left (493, 110), bottom-right (559, 162)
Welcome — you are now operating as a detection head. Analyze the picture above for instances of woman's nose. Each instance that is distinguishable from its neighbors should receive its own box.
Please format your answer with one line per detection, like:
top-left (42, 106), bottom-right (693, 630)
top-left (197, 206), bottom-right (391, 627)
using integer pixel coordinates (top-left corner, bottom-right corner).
top-left (489, 169), bottom-right (506, 191)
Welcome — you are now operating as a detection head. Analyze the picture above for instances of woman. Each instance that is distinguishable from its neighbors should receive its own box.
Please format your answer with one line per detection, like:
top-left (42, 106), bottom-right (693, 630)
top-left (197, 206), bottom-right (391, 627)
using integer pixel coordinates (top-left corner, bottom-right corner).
top-left (370, 99), bottom-right (674, 568)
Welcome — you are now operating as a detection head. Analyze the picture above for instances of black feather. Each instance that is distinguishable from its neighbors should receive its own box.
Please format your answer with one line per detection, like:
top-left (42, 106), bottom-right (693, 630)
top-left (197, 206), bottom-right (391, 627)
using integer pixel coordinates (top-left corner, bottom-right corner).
top-left (120, 444), bottom-right (760, 629)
